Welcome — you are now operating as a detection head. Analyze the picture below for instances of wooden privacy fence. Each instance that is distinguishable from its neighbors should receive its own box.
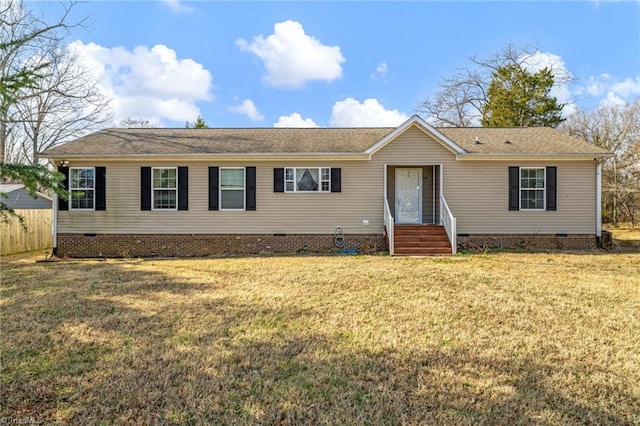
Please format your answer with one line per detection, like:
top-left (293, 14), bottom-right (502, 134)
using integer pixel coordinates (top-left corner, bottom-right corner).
top-left (1, 209), bottom-right (52, 255)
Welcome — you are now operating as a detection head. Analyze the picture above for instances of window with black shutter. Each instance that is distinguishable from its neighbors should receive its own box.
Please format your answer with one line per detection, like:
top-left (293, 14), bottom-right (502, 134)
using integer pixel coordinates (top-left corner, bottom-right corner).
top-left (210, 166), bottom-right (255, 211)
top-left (246, 167), bottom-right (256, 210)
top-left (209, 167), bottom-right (219, 210)
top-left (178, 166), bottom-right (188, 210)
top-left (330, 168), bottom-right (341, 192)
top-left (58, 166), bottom-right (69, 211)
top-left (509, 166), bottom-right (557, 211)
top-left (274, 168), bottom-right (284, 192)
top-left (141, 167), bottom-right (152, 210)
top-left (95, 167), bottom-right (106, 210)
top-left (546, 167), bottom-right (557, 211)
top-left (69, 167), bottom-right (96, 210)
top-left (275, 167), bottom-right (340, 193)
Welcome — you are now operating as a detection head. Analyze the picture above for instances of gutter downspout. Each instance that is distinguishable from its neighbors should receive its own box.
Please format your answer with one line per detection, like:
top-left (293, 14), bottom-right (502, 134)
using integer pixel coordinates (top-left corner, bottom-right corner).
top-left (52, 192), bottom-right (58, 256)
top-left (596, 161), bottom-right (602, 245)
top-left (49, 160), bottom-right (59, 256)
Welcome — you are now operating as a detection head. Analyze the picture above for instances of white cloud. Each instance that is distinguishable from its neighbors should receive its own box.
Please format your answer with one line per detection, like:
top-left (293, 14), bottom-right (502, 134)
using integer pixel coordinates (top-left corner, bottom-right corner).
top-left (575, 73), bottom-right (640, 108)
top-left (520, 51), bottom-right (570, 79)
top-left (273, 113), bottom-right (318, 128)
top-left (329, 98), bottom-right (408, 127)
top-left (236, 20), bottom-right (345, 89)
top-left (507, 50), bottom-right (639, 114)
top-left (584, 75), bottom-right (608, 97)
top-left (520, 51), bottom-right (574, 115)
top-left (371, 61), bottom-right (388, 82)
top-left (609, 77), bottom-right (640, 98)
top-left (600, 91), bottom-right (628, 107)
top-left (229, 99), bottom-right (264, 122)
top-left (161, 0), bottom-right (194, 14)
top-left (68, 41), bottom-right (213, 124)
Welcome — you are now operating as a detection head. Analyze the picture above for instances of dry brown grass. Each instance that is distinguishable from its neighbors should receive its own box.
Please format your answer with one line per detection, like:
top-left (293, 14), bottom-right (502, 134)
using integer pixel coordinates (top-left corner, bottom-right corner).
top-left (606, 223), bottom-right (640, 250)
top-left (1, 249), bottom-right (639, 425)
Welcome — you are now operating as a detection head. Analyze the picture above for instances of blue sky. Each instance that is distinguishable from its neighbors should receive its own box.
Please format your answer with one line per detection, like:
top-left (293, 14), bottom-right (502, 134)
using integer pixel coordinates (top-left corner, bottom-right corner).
top-left (38, 1), bottom-right (640, 128)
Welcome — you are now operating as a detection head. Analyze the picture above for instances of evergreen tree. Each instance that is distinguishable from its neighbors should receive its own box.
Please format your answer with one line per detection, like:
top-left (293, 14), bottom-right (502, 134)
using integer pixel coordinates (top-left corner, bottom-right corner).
top-left (0, 2), bottom-right (69, 224)
top-left (185, 115), bottom-right (208, 128)
top-left (481, 65), bottom-right (565, 127)
top-left (419, 44), bottom-right (572, 127)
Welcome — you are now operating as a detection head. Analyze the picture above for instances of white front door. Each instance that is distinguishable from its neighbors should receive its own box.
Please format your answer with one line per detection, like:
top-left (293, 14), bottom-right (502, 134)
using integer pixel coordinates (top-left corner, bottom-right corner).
top-left (395, 168), bottom-right (422, 224)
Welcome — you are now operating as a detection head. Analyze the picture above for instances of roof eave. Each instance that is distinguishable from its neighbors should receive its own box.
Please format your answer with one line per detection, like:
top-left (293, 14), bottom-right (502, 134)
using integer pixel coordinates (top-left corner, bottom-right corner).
top-left (40, 152), bottom-right (371, 161)
top-left (0, 185), bottom-right (52, 200)
top-left (456, 152), bottom-right (614, 161)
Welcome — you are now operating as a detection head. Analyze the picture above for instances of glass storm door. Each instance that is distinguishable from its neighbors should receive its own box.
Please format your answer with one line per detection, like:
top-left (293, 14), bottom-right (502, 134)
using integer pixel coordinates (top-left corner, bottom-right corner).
top-left (395, 168), bottom-right (422, 224)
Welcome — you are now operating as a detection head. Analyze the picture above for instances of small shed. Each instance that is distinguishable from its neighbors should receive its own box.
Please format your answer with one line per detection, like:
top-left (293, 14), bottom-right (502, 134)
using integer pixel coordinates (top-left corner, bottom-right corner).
top-left (0, 184), bottom-right (52, 209)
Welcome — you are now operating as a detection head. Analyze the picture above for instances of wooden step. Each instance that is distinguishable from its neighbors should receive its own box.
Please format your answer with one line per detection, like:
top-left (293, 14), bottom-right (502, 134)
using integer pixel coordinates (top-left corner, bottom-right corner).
top-left (392, 224), bottom-right (452, 256)
top-left (394, 247), bottom-right (452, 256)
top-left (395, 225), bottom-right (446, 233)
top-left (395, 234), bottom-right (450, 241)
top-left (395, 241), bottom-right (451, 248)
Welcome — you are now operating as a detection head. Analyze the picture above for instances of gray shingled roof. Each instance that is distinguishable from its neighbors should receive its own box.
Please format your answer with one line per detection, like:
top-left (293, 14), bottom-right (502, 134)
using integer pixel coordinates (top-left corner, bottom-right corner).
top-left (439, 127), bottom-right (609, 156)
top-left (41, 128), bottom-right (394, 157)
top-left (40, 125), bottom-right (610, 158)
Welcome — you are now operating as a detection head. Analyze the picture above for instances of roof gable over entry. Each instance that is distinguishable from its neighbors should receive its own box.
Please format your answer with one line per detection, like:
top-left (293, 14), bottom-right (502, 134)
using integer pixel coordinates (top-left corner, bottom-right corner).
top-left (364, 115), bottom-right (467, 157)
top-left (365, 114), bottom-right (611, 160)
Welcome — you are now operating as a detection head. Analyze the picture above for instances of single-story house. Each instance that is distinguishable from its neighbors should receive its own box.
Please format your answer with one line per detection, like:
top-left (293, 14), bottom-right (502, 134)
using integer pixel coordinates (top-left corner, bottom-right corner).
top-left (0, 183), bottom-right (52, 209)
top-left (40, 115), bottom-right (611, 257)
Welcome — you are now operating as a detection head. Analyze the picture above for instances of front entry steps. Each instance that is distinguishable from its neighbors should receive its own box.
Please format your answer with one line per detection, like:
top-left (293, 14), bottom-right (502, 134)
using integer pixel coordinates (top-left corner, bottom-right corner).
top-left (393, 224), bottom-right (452, 255)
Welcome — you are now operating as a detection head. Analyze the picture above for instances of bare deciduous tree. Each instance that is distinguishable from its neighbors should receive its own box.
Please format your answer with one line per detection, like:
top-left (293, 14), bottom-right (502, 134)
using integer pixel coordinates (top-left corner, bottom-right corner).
top-left (419, 44), bottom-right (572, 127)
top-left (118, 117), bottom-right (156, 128)
top-left (561, 100), bottom-right (640, 227)
top-left (1, 0), bottom-right (111, 165)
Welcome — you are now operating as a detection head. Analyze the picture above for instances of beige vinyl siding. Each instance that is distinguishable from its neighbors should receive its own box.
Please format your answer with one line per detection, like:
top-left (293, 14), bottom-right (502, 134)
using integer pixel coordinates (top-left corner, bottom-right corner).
top-left (58, 125), bottom-right (598, 236)
top-left (444, 160), bottom-right (596, 234)
top-left (59, 160), bottom-right (384, 235)
top-left (372, 127), bottom-right (597, 234)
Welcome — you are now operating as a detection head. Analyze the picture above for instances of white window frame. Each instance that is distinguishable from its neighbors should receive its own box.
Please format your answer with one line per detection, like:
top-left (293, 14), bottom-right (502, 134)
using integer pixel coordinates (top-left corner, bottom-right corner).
top-left (69, 167), bottom-right (95, 211)
top-left (152, 167), bottom-right (178, 211)
top-left (284, 167), bottom-right (331, 193)
top-left (219, 167), bottom-right (246, 211)
top-left (519, 167), bottom-right (546, 211)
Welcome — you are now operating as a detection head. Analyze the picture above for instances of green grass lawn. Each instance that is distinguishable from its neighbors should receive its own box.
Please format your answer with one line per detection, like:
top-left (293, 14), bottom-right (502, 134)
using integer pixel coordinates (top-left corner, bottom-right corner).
top-left (1, 248), bottom-right (639, 424)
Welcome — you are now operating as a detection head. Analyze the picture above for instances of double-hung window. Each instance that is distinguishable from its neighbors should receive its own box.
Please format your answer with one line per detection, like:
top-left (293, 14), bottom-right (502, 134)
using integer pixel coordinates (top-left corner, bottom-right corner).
top-left (220, 168), bottom-right (245, 210)
top-left (284, 167), bottom-right (331, 192)
top-left (152, 167), bottom-right (177, 210)
top-left (520, 167), bottom-right (545, 210)
top-left (70, 167), bottom-right (95, 210)
top-left (208, 166), bottom-right (255, 211)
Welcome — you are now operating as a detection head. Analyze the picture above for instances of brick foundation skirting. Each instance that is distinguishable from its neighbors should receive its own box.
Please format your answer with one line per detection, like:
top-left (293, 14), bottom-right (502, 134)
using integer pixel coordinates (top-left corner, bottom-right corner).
top-left (56, 233), bottom-right (388, 258)
top-left (457, 233), bottom-right (598, 251)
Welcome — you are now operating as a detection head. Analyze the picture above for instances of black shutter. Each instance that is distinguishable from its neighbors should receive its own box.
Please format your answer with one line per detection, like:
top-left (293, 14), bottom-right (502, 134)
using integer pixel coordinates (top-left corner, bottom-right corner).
top-left (331, 168), bottom-right (342, 193)
top-left (141, 167), bottom-right (151, 210)
top-left (178, 166), bottom-right (188, 210)
top-left (508, 166), bottom-right (520, 211)
top-left (274, 168), bottom-right (284, 192)
top-left (546, 166), bottom-right (557, 211)
top-left (246, 166), bottom-right (256, 210)
top-left (58, 166), bottom-right (69, 211)
top-left (95, 166), bottom-right (106, 210)
top-left (208, 167), bottom-right (219, 210)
